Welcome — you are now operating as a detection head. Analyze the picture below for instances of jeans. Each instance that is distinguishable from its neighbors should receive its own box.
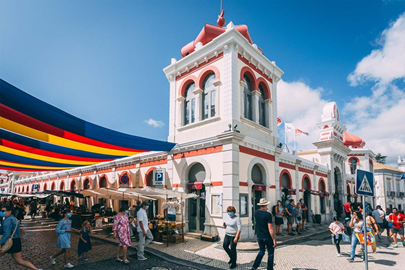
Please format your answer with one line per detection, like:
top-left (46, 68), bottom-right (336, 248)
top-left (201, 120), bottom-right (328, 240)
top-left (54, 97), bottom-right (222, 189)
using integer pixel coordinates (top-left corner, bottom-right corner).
top-left (137, 229), bottom-right (153, 258)
top-left (334, 234), bottom-right (342, 254)
top-left (167, 214), bottom-right (176, 222)
top-left (350, 233), bottom-right (364, 260)
top-left (223, 234), bottom-right (238, 265)
top-left (253, 237), bottom-right (275, 270)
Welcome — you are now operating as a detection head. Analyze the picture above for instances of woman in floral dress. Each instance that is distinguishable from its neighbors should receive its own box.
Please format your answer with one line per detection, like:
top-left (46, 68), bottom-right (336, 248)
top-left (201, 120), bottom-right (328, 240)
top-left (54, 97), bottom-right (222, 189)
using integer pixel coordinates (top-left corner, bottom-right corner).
top-left (112, 205), bottom-right (131, 264)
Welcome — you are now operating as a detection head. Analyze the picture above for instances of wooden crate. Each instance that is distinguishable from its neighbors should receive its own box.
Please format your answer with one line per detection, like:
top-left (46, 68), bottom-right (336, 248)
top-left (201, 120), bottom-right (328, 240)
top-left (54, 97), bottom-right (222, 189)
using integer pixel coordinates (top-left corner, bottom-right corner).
top-left (169, 234), bottom-right (184, 244)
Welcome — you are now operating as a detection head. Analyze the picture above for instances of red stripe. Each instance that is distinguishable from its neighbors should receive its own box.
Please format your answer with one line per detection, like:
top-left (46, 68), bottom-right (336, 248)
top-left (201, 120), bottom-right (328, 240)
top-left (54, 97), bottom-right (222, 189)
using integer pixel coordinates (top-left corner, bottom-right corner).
top-left (0, 166), bottom-right (54, 172)
top-left (0, 139), bottom-right (112, 162)
top-left (0, 104), bottom-right (146, 152)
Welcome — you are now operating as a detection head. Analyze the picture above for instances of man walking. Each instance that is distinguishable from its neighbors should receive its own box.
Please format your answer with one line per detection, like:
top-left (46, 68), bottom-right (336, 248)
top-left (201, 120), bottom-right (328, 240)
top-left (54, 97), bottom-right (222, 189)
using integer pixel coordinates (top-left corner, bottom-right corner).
top-left (388, 208), bottom-right (405, 248)
top-left (372, 205), bottom-right (385, 238)
top-left (285, 199), bottom-right (296, 235)
top-left (137, 201), bottom-right (154, 260)
top-left (251, 198), bottom-right (276, 270)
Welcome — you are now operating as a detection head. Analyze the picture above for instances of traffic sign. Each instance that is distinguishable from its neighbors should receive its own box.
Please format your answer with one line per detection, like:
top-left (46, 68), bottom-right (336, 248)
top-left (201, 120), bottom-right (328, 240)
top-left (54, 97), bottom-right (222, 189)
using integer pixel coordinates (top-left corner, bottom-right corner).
top-left (153, 168), bottom-right (166, 186)
top-left (355, 169), bottom-right (374, 196)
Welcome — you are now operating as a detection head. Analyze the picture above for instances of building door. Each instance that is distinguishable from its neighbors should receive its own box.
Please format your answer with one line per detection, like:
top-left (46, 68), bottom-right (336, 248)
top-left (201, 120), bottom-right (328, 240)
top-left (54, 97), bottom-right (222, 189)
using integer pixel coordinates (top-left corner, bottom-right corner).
top-left (304, 190), bottom-right (311, 221)
top-left (251, 187), bottom-right (263, 226)
top-left (188, 186), bottom-right (205, 232)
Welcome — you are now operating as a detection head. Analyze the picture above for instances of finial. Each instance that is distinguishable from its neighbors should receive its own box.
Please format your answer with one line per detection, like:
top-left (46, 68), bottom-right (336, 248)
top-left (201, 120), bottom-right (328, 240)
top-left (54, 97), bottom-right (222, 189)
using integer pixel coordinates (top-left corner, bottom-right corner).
top-left (217, 0), bottom-right (225, 27)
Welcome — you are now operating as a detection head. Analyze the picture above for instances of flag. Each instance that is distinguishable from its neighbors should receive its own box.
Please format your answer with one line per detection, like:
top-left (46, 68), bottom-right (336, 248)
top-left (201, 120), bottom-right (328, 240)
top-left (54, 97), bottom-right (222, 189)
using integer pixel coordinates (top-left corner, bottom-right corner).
top-left (277, 118), bottom-right (282, 127)
top-left (401, 173), bottom-right (405, 180)
top-left (295, 129), bottom-right (309, 136)
top-left (285, 123), bottom-right (295, 133)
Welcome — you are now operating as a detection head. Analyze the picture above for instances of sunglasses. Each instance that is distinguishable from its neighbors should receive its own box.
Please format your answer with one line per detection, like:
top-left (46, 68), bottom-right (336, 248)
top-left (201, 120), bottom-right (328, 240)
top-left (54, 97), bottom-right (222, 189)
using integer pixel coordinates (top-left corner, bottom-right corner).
top-left (1, 210), bottom-right (6, 212)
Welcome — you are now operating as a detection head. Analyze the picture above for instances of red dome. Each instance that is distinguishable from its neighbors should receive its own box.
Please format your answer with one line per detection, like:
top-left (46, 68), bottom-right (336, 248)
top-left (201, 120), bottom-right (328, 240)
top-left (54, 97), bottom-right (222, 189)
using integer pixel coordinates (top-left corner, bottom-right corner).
top-left (343, 132), bottom-right (365, 148)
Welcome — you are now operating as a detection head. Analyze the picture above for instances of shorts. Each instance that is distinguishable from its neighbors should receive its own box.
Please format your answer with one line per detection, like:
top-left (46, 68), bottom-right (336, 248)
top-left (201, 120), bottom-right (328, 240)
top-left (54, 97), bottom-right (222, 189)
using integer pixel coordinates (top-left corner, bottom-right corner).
top-left (275, 217), bottom-right (283, 225)
top-left (378, 222), bottom-right (384, 230)
top-left (287, 217), bottom-right (295, 225)
top-left (167, 214), bottom-right (176, 222)
top-left (302, 212), bottom-right (308, 220)
top-left (391, 227), bottom-right (404, 235)
top-left (5, 238), bottom-right (22, 254)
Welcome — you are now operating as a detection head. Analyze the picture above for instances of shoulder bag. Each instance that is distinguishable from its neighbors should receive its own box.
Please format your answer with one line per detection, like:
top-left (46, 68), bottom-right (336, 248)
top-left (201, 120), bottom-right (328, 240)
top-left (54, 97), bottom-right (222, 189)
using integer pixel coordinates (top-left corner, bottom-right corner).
top-left (0, 219), bottom-right (18, 256)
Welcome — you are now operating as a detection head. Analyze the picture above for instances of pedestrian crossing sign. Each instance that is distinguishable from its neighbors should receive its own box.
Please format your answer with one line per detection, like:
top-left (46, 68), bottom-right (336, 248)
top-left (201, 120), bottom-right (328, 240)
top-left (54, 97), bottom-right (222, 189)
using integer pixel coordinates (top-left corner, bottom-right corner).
top-left (355, 169), bottom-right (374, 196)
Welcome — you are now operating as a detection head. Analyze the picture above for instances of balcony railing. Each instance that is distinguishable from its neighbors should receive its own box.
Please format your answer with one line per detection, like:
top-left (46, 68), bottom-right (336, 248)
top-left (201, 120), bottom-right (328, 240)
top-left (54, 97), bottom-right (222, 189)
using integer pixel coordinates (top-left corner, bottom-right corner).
top-left (387, 191), bottom-right (396, 197)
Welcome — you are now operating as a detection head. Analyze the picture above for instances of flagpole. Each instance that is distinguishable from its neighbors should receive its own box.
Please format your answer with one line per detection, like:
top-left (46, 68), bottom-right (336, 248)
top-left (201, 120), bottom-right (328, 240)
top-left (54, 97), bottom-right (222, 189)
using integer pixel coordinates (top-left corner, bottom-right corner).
top-left (294, 131), bottom-right (296, 152)
top-left (284, 123), bottom-right (287, 147)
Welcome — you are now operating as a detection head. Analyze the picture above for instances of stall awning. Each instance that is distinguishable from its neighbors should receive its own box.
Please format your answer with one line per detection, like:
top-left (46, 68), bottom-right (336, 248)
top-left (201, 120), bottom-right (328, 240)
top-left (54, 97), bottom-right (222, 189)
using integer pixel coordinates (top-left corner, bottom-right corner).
top-left (187, 181), bottom-right (203, 190)
top-left (133, 186), bottom-right (198, 199)
top-left (0, 79), bottom-right (176, 171)
top-left (84, 188), bottom-right (156, 201)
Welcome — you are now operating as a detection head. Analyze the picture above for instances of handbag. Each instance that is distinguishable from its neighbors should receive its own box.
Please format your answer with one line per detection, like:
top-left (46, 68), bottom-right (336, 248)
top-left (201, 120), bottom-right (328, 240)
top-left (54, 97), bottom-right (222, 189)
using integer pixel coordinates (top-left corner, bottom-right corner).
top-left (0, 220), bottom-right (18, 256)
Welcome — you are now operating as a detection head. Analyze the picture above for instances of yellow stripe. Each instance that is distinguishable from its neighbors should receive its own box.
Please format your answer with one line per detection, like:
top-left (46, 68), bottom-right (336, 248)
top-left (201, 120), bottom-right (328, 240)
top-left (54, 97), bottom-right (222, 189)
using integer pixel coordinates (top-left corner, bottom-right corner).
top-left (0, 160), bottom-right (76, 170)
top-left (0, 145), bottom-right (97, 166)
top-left (0, 117), bottom-right (141, 156)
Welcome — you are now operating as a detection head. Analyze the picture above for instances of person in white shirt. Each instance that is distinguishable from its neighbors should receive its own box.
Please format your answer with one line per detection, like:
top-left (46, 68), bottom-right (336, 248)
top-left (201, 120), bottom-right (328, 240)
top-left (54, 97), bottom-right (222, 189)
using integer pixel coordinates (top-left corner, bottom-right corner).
top-left (348, 211), bottom-right (364, 262)
top-left (162, 198), bottom-right (181, 222)
top-left (372, 205), bottom-right (385, 237)
top-left (136, 201), bottom-right (153, 260)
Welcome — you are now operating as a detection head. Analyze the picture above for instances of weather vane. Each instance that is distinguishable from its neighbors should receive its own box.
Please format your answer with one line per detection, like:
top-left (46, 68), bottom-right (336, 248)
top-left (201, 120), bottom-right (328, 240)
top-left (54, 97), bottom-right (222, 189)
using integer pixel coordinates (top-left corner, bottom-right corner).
top-left (217, 0), bottom-right (225, 27)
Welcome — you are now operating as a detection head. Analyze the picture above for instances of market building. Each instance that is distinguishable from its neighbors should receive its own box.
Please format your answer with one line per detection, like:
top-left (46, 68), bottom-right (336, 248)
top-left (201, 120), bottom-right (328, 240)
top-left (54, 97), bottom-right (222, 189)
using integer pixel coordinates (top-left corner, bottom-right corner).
top-left (3, 16), bottom-right (380, 240)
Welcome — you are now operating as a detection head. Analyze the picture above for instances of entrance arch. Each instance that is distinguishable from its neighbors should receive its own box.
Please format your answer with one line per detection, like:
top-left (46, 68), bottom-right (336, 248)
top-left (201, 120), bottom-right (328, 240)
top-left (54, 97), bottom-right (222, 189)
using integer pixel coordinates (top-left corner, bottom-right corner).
top-left (70, 180), bottom-right (76, 191)
top-left (187, 162), bottom-right (206, 233)
top-left (99, 175), bottom-right (107, 188)
top-left (347, 185), bottom-right (351, 203)
top-left (251, 164), bottom-right (266, 225)
top-left (334, 167), bottom-right (343, 217)
top-left (83, 178), bottom-right (90, 190)
top-left (280, 170), bottom-right (292, 202)
top-left (302, 175), bottom-right (312, 221)
top-left (60, 181), bottom-right (65, 191)
top-left (319, 179), bottom-right (326, 213)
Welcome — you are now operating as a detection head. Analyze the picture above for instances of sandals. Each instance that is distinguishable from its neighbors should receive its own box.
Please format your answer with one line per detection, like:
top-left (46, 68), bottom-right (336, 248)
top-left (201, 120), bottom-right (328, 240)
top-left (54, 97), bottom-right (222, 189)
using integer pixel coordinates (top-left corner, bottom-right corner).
top-left (115, 258), bottom-right (123, 262)
top-left (116, 258), bottom-right (130, 264)
top-left (123, 259), bottom-right (130, 264)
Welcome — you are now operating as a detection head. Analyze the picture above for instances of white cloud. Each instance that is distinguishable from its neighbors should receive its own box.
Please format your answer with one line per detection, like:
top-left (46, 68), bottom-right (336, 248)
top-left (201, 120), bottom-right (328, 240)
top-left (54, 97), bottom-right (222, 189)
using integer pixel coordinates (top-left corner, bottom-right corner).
top-left (348, 12), bottom-right (405, 86)
top-left (277, 80), bottom-right (329, 151)
top-left (345, 12), bottom-right (405, 165)
top-left (144, 118), bottom-right (165, 128)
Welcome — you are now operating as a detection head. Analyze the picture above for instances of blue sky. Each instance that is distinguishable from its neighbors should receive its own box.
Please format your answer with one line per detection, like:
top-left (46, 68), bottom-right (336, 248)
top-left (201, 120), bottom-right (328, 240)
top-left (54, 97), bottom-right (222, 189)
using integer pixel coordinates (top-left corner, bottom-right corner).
top-left (1, 0), bottom-right (404, 165)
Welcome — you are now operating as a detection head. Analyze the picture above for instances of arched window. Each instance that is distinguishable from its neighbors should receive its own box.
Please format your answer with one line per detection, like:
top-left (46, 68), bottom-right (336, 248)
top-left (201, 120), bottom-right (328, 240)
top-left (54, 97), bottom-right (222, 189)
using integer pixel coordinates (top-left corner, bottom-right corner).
top-left (188, 163), bottom-right (206, 182)
top-left (99, 176), bottom-right (107, 188)
top-left (251, 164), bottom-right (263, 183)
top-left (281, 173), bottom-right (290, 189)
top-left (258, 84), bottom-right (266, 126)
top-left (51, 182), bottom-right (55, 191)
top-left (303, 177), bottom-right (310, 190)
top-left (184, 82), bottom-right (196, 125)
top-left (243, 75), bottom-right (253, 120)
top-left (350, 158), bottom-right (357, 175)
top-left (43, 183), bottom-right (47, 191)
top-left (70, 180), bottom-right (76, 191)
top-left (60, 182), bottom-right (65, 191)
top-left (83, 179), bottom-right (90, 190)
top-left (202, 73), bottom-right (216, 120)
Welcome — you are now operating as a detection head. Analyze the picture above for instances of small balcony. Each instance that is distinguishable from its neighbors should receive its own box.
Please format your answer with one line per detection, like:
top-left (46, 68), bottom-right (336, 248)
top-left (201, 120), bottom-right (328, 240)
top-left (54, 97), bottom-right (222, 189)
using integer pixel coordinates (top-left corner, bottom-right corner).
top-left (399, 192), bottom-right (405, 198)
top-left (387, 191), bottom-right (396, 197)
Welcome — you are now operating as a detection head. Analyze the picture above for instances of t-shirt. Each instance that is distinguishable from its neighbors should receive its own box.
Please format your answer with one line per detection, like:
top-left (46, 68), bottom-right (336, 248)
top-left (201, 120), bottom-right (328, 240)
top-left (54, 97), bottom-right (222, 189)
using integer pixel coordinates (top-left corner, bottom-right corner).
top-left (254, 210), bottom-right (273, 239)
top-left (344, 203), bottom-right (351, 213)
top-left (353, 219), bottom-right (364, 233)
top-left (329, 222), bottom-right (344, 234)
top-left (295, 207), bottom-right (302, 218)
top-left (137, 208), bottom-right (149, 232)
top-left (275, 206), bottom-right (284, 218)
top-left (287, 203), bottom-right (295, 218)
top-left (372, 209), bottom-right (384, 223)
top-left (388, 213), bottom-right (405, 229)
top-left (301, 202), bottom-right (307, 213)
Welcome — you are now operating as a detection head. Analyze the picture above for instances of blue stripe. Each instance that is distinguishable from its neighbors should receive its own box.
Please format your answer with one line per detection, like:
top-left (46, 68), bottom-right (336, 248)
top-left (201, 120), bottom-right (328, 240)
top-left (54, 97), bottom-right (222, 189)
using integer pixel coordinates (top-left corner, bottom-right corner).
top-left (0, 79), bottom-right (176, 151)
top-left (0, 151), bottom-right (86, 168)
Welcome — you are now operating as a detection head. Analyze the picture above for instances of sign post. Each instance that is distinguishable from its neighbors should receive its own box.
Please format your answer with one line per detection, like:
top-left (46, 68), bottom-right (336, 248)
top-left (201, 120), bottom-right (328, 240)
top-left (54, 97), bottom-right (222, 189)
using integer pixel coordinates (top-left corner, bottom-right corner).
top-left (355, 169), bottom-right (374, 270)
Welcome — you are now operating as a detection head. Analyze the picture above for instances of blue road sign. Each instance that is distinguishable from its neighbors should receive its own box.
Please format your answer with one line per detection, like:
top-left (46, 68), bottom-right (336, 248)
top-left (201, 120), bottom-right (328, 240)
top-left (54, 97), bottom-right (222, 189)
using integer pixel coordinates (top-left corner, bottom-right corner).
top-left (356, 169), bottom-right (374, 196)
top-left (153, 169), bottom-right (165, 186)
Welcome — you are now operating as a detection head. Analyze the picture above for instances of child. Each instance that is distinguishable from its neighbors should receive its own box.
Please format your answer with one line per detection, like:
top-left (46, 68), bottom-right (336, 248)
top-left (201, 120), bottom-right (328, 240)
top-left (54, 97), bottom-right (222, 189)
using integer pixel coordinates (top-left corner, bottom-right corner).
top-left (77, 220), bottom-right (92, 262)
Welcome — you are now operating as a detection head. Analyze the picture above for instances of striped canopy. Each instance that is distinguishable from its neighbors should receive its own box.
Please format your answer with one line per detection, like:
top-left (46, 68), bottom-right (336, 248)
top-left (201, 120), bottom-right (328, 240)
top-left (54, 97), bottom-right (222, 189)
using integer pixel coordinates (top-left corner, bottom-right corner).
top-left (0, 79), bottom-right (175, 171)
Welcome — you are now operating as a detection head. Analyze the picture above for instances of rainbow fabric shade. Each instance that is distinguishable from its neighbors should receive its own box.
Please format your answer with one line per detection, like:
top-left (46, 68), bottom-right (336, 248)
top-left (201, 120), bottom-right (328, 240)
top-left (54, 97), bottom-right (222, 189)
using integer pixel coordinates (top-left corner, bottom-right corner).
top-left (0, 79), bottom-right (176, 171)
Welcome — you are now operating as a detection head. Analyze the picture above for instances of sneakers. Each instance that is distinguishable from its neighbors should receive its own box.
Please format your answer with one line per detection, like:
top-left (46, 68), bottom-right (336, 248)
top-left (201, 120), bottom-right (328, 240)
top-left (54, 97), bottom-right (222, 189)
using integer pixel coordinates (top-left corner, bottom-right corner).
top-left (298, 232), bottom-right (302, 235)
top-left (393, 244), bottom-right (398, 248)
top-left (64, 263), bottom-right (74, 268)
top-left (337, 253), bottom-right (341, 257)
top-left (49, 256), bottom-right (56, 265)
top-left (347, 258), bottom-right (354, 263)
top-left (82, 257), bottom-right (88, 262)
top-left (138, 256), bottom-right (147, 261)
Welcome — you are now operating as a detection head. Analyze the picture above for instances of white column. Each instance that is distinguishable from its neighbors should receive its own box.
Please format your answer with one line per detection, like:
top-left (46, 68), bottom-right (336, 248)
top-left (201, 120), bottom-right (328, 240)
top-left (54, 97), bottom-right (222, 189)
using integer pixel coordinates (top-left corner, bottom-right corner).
top-left (272, 78), bottom-right (280, 145)
top-left (251, 90), bottom-right (260, 124)
top-left (265, 99), bottom-right (272, 129)
top-left (192, 88), bottom-right (203, 121)
top-left (213, 80), bottom-right (221, 118)
top-left (176, 97), bottom-right (185, 127)
top-left (239, 80), bottom-right (246, 118)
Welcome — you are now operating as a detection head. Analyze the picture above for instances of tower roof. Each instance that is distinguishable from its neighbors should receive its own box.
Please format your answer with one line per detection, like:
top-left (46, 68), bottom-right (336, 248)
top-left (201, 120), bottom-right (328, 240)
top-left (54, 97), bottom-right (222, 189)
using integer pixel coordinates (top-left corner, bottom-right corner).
top-left (343, 132), bottom-right (365, 148)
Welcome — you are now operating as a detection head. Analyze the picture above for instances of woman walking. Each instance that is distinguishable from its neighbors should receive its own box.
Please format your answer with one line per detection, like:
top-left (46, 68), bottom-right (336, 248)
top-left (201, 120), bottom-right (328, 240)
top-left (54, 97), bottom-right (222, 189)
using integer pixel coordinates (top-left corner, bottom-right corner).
top-left (112, 205), bottom-right (131, 264)
top-left (222, 206), bottom-right (241, 269)
top-left (0, 205), bottom-right (42, 269)
top-left (274, 200), bottom-right (284, 236)
top-left (295, 202), bottom-right (303, 235)
top-left (347, 211), bottom-right (365, 262)
top-left (50, 210), bottom-right (75, 268)
top-left (365, 215), bottom-right (379, 253)
top-left (329, 216), bottom-right (344, 257)
top-left (77, 220), bottom-right (92, 261)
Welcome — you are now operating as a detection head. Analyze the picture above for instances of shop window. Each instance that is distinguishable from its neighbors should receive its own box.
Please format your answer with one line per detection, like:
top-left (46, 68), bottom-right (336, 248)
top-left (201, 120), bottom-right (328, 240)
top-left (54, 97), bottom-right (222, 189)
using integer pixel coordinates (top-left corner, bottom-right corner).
top-left (239, 194), bottom-right (248, 217)
top-left (243, 75), bottom-right (253, 121)
top-left (202, 73), bottom-right (216, 120)
top-left (184, 82), bottom-right (196, 125)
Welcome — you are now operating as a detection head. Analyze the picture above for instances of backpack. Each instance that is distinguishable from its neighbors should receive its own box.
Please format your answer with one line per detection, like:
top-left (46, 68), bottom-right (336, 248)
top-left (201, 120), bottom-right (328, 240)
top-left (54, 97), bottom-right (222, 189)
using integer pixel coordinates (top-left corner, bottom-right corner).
top-left (272, 205), bottom-right (276, 216)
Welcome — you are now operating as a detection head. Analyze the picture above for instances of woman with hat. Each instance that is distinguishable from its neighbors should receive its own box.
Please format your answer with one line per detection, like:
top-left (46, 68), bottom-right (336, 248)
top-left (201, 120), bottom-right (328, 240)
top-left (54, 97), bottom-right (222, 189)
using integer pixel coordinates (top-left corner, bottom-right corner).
top-left (0, 205), bottom-right (42, 270)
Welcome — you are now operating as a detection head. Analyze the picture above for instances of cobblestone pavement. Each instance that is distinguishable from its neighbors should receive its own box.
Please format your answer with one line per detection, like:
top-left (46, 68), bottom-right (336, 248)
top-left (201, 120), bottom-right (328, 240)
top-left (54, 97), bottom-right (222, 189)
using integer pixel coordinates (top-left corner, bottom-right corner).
top-left (0, 218), bottom-right (196, 270)
top-left (2, 217), bottom-right (405, 270)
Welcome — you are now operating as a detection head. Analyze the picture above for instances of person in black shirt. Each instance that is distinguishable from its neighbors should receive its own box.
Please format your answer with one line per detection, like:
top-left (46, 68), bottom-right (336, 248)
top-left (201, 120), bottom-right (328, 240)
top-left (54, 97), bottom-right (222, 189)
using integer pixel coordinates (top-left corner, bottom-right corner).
top-left (251, 198), bottom-right (277, 270)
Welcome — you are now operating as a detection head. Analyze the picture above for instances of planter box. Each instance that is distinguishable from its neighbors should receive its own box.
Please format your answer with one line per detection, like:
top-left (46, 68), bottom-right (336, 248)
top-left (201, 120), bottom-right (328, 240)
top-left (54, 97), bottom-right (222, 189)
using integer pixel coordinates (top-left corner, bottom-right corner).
top-left (201, 234), bottom-right (219, 242)
top-left (162, 234), bottom-right (184, 243)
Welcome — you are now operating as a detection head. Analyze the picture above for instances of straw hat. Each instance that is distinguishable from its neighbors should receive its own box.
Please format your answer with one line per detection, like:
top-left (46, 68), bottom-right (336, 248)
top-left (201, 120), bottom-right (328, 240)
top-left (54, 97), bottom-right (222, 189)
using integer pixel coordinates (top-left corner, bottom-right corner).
top-left (257, 198), bottom-right (271, 206)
